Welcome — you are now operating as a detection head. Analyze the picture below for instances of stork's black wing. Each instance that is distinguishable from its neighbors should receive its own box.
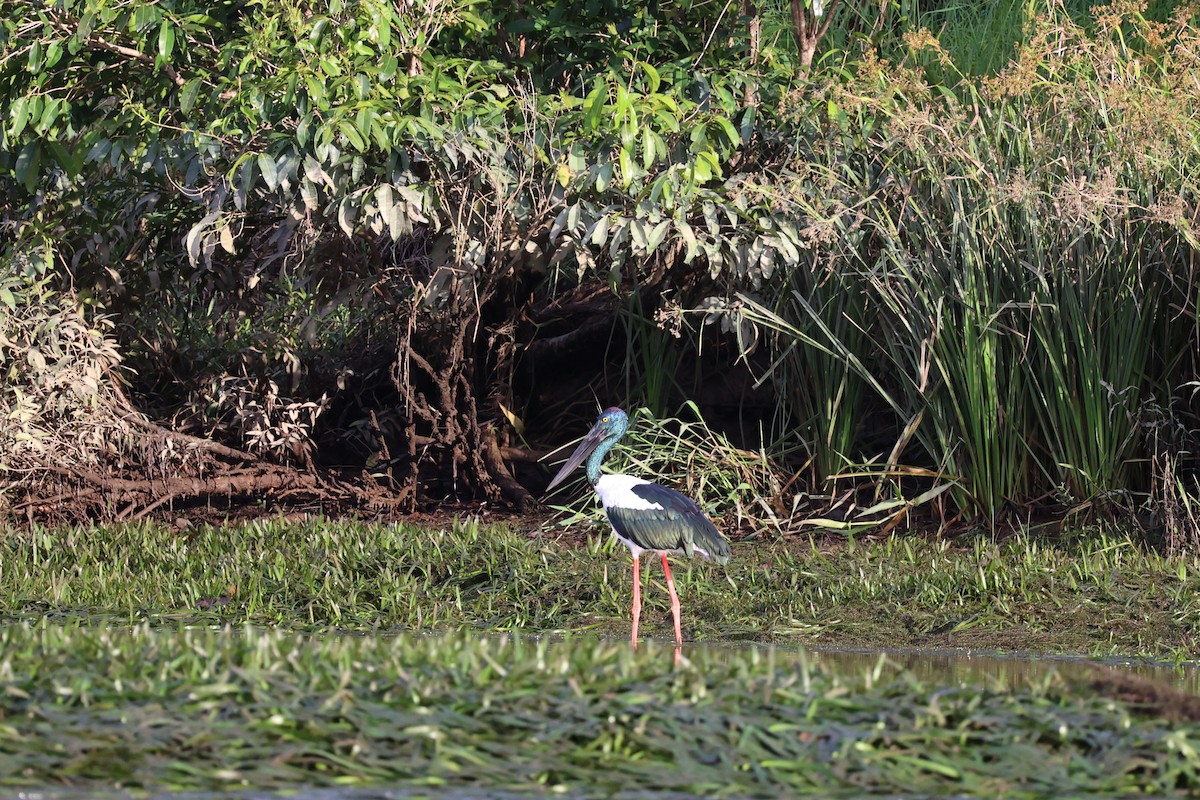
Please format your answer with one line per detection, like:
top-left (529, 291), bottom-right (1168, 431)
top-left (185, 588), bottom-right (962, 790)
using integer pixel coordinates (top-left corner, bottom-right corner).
top-left (605, 482), bottom-right (731, 564)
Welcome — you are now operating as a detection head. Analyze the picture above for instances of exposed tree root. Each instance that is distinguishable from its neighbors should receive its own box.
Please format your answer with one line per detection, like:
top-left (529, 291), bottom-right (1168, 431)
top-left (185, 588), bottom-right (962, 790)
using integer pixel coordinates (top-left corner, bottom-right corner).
top-left (25, 463), bottom-right (352, 522)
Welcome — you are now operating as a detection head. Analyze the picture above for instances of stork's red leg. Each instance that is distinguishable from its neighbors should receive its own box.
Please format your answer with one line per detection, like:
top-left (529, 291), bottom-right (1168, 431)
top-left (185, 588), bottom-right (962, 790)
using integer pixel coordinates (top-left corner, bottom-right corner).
top-left (631, 553), bottom-right (641, 646)
top-left (661, 553), bottom-right (682, 646)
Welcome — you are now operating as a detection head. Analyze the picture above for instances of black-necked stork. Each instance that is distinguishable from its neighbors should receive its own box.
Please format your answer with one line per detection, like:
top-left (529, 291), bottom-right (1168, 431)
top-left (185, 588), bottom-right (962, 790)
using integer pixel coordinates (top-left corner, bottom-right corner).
top-left (545, 407), bottom-right (731, 646)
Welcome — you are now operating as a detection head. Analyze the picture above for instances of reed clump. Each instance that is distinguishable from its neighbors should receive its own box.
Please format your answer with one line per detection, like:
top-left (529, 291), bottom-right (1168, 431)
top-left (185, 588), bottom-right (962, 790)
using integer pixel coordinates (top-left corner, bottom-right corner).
top-left (747, 4), bottom-right (1199, 539)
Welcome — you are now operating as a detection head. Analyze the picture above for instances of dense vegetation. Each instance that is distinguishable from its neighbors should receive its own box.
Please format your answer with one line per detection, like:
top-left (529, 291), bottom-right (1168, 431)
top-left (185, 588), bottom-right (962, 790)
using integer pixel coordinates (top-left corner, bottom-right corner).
top-left (1, 0), bottom-right (1197, 540)
top-left (5, 620), bottom-right (1200, 794)
top-left (3, 516), bottom-right (1200, 793)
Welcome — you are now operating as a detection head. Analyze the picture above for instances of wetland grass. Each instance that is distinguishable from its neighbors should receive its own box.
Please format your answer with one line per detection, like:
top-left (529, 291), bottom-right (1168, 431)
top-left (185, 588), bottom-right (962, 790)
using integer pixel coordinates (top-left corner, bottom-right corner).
top-left (1, 622), bottom-right (1200, 795)
top-left (0, 517), bottom-right (1198, 658)
top-left (3, 518), bottom-right (1200, 794)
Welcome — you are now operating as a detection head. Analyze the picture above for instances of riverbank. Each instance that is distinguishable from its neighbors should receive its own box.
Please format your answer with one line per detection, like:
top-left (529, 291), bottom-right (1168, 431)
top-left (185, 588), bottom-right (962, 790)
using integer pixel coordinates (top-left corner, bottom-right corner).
top-left (1, 516), bottom-right (1197, 660)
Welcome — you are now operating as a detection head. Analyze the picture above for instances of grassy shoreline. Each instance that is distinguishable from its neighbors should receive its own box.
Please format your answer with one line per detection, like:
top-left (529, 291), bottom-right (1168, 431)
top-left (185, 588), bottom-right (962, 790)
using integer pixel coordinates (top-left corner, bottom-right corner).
top-left (1, 517), bottom-right (1198, 660)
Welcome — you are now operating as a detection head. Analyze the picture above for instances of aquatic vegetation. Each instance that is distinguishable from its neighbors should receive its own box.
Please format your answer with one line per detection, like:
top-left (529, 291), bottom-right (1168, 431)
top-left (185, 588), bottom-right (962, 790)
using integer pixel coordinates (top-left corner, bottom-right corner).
top-left (0, 622), bottom-right (1199, 794)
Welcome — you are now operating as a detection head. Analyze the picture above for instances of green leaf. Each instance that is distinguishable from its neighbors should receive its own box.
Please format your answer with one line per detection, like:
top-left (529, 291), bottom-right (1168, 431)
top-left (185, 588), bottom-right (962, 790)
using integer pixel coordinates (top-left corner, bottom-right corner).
top-left (35, 97), bottom-right (62, 134)
top-left (555, 162), bottom-right (572, 188)
top-left (595, 163), bottom-right (613, 192)
top-left (305, 76), bottom-right (328, 110)
top-left (637, 61), bottom-right (661, 93)
top-left (614, 84), bottom-right (632, 121)
top-left (641, 126), bottom-right (656, 170)
top-left (650, 172), bottom-right (676, 210)
top-left (590, 215), bottom-right (610, 246)
top-left (677, 219), bottom-right (698, 262)
top-left (132, 4), bottom-right (160, 32)
top-left (630, 218), bottom-right (647, 251)
top-left (376, 185), bottom-right (405, 239)
top-left (373, 4), bottom-right (393, 48)
top-left (10, 97), bottom-right (29, 137)
top-left (645, 219), bottom-right (670, 253)
top-left (14, 143), bottom-right (41, 193)
top-left (712, 115), bottom-right (741, 150)
top-left (694, 150), bottom-right (720, 182)
top-left (45, 141), bottom-right (81, 179)
top-left (84, 137), bottom-right (111, 163)
top-left (739, 105), bottom-right (756, 143)
top-left (158, 21), bottom-right (175, 60)
top-left (258, 153), bottom-right (278, 191)
top-left (583, 81), bottom-right (606, 132)
top-left (301, 177), bottom-right (319, 210)
top-left (45, 40), bottom-right (63, 69)
top-left (379, 53), bottom-right (398, 80)
top-left (180, 78), bottom-right (203, 114)
top-left (340, 119), bottom-right (366, 152)
top-left (355, 107), bottom-right (375, 146)
top-left (618, 147), bottom-right (635, 188)
top-left (567, 144), bottom-right (587, 173)
top-left (320, 57), bottom-right (343, 77)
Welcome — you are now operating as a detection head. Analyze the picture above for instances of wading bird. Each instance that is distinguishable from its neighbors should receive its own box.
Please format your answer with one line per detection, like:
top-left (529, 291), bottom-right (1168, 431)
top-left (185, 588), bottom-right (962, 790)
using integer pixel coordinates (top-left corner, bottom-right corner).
top-left (545, 408), bottom-right (731, 646)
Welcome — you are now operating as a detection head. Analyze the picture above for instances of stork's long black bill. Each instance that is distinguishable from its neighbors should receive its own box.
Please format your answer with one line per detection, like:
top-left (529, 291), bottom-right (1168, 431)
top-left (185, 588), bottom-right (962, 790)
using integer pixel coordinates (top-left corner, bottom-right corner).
top-left (544, 425), bottom-right (606, 493)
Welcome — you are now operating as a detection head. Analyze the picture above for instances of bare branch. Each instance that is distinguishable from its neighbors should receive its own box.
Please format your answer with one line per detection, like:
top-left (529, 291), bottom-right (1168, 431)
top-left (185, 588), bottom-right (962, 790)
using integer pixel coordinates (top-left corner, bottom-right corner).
top-left (90, 36), bottom-right (186, 87)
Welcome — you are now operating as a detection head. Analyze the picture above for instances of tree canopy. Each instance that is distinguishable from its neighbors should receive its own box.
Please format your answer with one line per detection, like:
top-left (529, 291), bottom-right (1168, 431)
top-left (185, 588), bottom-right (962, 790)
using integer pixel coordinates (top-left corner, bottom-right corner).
top-left (2, 1), bottom-right (1198, 542)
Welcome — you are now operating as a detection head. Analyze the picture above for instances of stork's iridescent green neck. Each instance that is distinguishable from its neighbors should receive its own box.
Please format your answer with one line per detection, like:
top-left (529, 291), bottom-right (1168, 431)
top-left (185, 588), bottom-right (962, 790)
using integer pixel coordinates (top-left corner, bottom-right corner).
top-left (585, 429), bottom-right (623, 485)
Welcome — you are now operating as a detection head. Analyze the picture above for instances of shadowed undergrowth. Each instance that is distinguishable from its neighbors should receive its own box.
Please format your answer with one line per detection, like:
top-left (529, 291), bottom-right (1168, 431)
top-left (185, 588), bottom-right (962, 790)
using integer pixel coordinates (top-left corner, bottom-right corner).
top-left (2, 517), bottom-right (1199, 660)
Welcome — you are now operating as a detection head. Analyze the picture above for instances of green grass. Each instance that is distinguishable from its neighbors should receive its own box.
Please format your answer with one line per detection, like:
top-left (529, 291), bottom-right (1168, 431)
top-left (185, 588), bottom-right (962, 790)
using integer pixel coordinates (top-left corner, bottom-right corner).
top-left (1, 621), bottom-right (1200, 794)
top-left (2, 517), bottom-right (1199, 660)
top-left (4, 517), bottom-right (1200, 794)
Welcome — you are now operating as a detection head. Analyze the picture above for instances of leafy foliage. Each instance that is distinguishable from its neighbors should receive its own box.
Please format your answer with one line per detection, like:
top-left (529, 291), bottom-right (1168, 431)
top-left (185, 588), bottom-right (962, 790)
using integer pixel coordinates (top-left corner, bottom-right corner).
top-left (1, 0), bottom-right (1198, 538)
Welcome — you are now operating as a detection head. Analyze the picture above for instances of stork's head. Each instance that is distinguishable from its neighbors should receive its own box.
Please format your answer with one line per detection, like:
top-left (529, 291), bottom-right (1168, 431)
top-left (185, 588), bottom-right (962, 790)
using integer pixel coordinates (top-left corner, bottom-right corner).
top-left (592, 407), bottom-right (629, 438)
top-left (544, 407), bottom-right (629, 492)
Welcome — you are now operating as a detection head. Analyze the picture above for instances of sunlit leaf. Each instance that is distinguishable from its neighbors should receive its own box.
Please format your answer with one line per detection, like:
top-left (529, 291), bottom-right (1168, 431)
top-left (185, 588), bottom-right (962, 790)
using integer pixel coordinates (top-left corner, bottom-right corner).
top-left (219, 224), bottom-right (236, 254)
top-left (158, 21), bottom-right (175, 60)
top-left (258, 153), bottom-right (279, 191)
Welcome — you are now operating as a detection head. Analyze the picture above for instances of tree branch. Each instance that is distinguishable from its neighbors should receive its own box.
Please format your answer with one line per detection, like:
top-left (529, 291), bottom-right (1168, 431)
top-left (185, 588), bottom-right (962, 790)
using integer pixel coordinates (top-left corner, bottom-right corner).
top-left (91, 36), bottom-right (186, 87)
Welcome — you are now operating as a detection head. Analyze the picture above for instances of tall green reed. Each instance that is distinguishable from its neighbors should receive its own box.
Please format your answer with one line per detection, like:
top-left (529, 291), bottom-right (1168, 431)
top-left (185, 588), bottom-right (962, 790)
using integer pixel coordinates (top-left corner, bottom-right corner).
top-left (744, 4), bottom-right (1199, 526)
top-left (618, 291), bottom-right (685, 419)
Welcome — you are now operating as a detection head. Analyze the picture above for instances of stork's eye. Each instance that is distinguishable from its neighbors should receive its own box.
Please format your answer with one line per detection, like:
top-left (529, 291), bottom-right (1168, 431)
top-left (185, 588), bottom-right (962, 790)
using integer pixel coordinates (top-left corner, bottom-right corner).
top-left (601, 416), bottom-right (609, 423)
